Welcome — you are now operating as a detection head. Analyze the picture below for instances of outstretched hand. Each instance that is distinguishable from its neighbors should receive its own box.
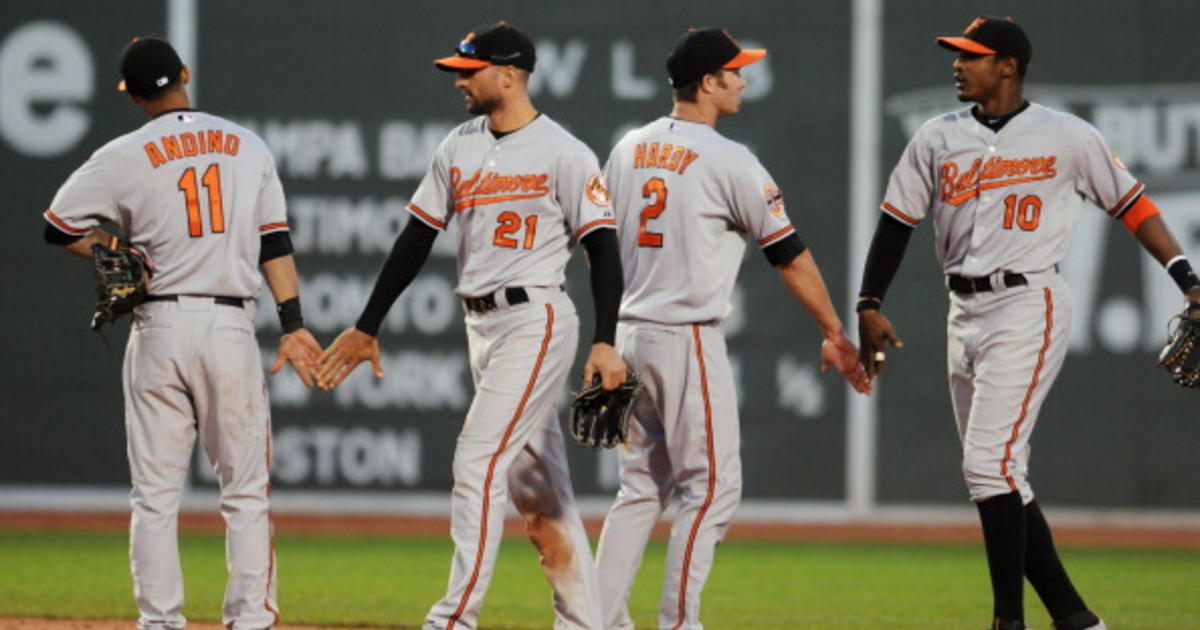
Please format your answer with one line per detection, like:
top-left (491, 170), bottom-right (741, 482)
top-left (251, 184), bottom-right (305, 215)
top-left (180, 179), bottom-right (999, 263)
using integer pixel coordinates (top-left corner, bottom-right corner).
top-left (858, 310), bottom-right (904, 380)
top-left (317, 327), bottom-right (384, 391)
top-left (270, 328), bottom-right (323, 388)
top-left (821, 332), bottom-right (872, 394)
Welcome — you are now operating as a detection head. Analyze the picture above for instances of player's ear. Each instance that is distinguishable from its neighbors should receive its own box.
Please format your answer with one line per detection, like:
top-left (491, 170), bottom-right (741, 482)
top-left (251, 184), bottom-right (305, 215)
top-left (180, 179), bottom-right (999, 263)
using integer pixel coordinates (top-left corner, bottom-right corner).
top-left (180, 65), bottom-right (191, 86)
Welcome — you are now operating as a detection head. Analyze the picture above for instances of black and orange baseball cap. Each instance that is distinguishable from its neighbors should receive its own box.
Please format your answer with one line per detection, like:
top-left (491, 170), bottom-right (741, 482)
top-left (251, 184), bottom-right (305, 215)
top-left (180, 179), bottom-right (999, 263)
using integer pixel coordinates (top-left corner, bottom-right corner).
top-left (117, 36), bottom-right (183, 97)
top-left (937, 16), bottom-right (1032, 65)
top-left (666, 28), bottom-right (766, 89)
top-left (434, 22), bottom-right (536, 73)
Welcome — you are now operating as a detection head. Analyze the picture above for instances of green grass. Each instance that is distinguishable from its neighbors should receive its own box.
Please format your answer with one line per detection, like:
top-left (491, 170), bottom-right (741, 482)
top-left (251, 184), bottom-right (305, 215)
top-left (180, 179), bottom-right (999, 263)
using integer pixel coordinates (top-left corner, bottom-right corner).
top-left (1, 530), bottom-right (1198, 629)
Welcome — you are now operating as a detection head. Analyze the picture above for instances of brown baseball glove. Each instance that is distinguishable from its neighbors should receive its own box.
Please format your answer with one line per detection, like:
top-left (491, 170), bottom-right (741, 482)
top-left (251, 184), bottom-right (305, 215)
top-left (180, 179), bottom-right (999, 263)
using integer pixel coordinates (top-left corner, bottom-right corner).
top-left (90, 242), bottom-right (149, 330)
top-left (1158, 300), bottom-right (1200, 388)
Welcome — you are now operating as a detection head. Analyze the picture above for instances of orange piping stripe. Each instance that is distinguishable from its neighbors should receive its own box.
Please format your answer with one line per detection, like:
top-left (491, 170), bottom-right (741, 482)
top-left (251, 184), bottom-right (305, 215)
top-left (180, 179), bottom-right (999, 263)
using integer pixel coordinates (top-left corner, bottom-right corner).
top-left (573, 218), bottom-right (616, 239)
top-left (944, 174), bottom-right (1057, 206)
top-left (445, 304), bottom-right (555, 630)
top-left (670, 324), bottom-right (717, 630)
top-left (454, 192), bottom-right (548, 213)
top-left (407, 203), bottom-right (447, 229)
top-left (881, 202), bottom-right (919, 225)
top-left (1001, 288), bottom-right (1053, 491)
top-left (757, 225), bottom-right (795, 246)
top-left (259, 222), bottom-right (288, 232)
top-left (44, 210), bottom-right (89, 235)
top-left (1109, 182), bottom-right (1145, 217)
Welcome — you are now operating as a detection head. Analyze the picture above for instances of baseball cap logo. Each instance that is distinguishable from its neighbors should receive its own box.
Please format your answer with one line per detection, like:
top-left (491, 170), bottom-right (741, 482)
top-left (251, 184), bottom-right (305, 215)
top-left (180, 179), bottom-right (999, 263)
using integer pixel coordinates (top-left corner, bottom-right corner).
top-left (457, 35), bottom-right (477, 56)
top-left (964, 17), bottom-right (987, 34)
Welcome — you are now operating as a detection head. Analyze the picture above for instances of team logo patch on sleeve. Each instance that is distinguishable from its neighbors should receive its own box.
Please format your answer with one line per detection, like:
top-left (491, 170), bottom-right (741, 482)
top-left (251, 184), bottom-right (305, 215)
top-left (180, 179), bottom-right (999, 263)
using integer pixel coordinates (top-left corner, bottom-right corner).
top-left (764, 185), bottom-right (786, 217)
top-left (586, 174), bottom-right (611, 206)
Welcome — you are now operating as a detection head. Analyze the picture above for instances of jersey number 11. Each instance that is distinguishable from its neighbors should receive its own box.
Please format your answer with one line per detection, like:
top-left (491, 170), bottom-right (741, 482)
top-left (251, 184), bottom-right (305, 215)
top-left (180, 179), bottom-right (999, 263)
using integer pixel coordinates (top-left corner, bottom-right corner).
top-left (178, 164), bottom-right (225, 237)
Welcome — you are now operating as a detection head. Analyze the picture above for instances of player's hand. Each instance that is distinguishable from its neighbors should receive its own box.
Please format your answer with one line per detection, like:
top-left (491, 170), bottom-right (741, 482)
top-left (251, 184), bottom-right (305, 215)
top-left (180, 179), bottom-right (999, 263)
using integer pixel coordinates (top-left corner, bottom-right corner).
top-left (271, 328), bottom-right (323, 388)
top-left (583, 342), bottom-right (628, 390)
top-left (317, 327), bottom-right (384, 391)
top-left (858, 310), bottom-right (904, 380)
top-left (821, 332), bottom-right (872, 395)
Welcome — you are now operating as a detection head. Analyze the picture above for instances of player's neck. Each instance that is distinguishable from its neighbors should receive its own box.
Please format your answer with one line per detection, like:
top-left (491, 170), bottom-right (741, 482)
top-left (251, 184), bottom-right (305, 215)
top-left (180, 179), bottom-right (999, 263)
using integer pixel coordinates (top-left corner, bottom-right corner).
top-left (974, 87), bottom-right (1025, 119)
top-left (140, 92), bottom-right (192, 119)
top-left (669, 101), bottom-right (719, 128)
top-left (487, 95), bottom-right (539, 134)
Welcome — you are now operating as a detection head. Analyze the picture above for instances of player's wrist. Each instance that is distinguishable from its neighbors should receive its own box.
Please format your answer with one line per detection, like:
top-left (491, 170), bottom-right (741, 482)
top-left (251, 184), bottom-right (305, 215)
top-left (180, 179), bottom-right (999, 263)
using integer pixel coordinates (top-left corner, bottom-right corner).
top-left (856, 295), bottom-right (883, 312)
top-left (277, 296), bottom-right (304, 334)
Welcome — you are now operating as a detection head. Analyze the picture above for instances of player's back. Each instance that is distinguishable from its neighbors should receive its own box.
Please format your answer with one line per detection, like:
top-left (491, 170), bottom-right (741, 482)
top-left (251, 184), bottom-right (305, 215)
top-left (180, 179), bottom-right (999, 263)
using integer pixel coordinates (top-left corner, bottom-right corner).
top-left (605, 117), bottom-right (776, 325)
top-left (56, 110), bottom-right (285, 298)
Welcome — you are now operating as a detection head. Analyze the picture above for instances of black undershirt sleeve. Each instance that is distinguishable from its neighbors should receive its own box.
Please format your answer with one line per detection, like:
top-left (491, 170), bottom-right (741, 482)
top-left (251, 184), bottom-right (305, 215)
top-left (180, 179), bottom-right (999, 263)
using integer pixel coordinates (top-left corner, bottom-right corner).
top-left (763, 232), bottom-right (808, 267)
top-left (44, 223), bottom-right (83, 246)
top-left (857, 213), bottom-right (915, 309)
top-left (354, 220), bottom-right (439, 336)
top-left (580, 229), bottom-right (622, 345)
top-left (259, 231), bottom-right (294, 263)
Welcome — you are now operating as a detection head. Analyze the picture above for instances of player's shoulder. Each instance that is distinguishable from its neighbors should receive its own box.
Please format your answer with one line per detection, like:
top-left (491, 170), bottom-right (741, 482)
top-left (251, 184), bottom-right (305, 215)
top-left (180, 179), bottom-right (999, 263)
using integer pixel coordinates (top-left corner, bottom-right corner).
top-left (909, 106), bottom-right (974, 140)
top-left (536, 115), bottom-right (595, 152)
top-left (1020, 102), bottom-right (1101, 138)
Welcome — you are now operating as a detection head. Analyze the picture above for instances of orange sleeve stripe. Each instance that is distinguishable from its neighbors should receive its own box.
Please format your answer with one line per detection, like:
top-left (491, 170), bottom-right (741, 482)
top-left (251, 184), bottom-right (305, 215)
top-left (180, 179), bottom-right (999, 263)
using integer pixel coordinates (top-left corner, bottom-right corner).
top-left (259, 222), bottom-right (289, 232)
top-left (757, 225), bottom-right (795, 246)
top-left (881, 201), bottom-right (919, 226)
top-left (573, 218), bottom-right (616, 239)
top-left (407, 202), bottom-right (447, 230)
top-left (1120, 195), bottom-right (1159, 233)
top-left (1109, 182), bottom-right (1145, 217)
top-left (44, 210), bottom-right (89, 235)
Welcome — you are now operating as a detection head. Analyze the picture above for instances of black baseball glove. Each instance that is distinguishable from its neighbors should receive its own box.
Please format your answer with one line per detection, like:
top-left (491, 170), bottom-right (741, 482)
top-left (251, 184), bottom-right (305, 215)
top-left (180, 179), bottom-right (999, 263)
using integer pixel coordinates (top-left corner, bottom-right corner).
top-left (569, 371), bottom-right (644, 449)
top-left (90, 242), bottom-right (149, 330)
top-left (1158, 300), bottom-right (1200, 388)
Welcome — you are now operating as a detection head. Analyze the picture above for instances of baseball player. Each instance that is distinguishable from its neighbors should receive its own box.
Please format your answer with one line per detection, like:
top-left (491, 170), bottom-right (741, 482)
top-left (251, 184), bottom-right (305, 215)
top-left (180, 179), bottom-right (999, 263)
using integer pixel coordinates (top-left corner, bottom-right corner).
top-left (856, 17), bottom-right (1200, 630)
top-left (316, 22), bottom-right (625, 630)
top-left (42, 37), bottom-right (322, 629)
top-left (595, 28), bottom-right (871, 630)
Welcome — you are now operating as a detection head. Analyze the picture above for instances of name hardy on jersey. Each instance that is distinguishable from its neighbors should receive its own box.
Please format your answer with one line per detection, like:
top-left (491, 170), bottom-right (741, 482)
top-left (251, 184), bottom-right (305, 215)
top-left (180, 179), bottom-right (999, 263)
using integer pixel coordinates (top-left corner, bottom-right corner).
top-left (450, 166), bottom-right (550, 212)
top-left (143, 129), bottom-right (242, 169)
top-left (631, 142), bottom-right (701, 175)
top-left (940, 154), bottom-right (1059, 206)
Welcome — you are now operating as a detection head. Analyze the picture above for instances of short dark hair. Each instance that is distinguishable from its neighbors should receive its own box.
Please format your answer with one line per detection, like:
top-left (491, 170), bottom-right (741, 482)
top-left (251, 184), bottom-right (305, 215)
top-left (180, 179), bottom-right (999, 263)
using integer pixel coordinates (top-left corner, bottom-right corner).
top-left (671, 70), bottom-right (727, 103)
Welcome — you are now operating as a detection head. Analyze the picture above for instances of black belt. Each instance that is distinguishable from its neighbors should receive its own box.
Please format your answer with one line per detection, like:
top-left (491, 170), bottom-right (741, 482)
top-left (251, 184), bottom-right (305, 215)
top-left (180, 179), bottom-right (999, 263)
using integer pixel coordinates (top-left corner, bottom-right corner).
top-left (143, 294), bottom-right (246, 307)
top-left (463, 287), bottom-right (530, 314)
top-left (947, 273), bottom-right (1028, 295)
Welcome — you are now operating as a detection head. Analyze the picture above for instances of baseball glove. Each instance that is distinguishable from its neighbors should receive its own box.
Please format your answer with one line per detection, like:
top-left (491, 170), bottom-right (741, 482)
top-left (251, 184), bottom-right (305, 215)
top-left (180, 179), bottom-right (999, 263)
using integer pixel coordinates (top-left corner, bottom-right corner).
top-left (569, 371), bottom-right (644, 449)
top-left (1158, 300), bottom-right (1200, 388)
top-left (90, 242), bottom-right (149, 330)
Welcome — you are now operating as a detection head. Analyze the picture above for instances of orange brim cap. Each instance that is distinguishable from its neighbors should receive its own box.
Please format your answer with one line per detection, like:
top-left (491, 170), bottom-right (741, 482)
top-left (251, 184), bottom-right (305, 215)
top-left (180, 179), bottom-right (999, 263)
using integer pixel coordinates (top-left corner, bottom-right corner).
top-left (723, 48), bottom-right (767, 69)
top-left (433, 55), bottom-right (492, 70)
top-left (936, 36), bottom-right (996, 55)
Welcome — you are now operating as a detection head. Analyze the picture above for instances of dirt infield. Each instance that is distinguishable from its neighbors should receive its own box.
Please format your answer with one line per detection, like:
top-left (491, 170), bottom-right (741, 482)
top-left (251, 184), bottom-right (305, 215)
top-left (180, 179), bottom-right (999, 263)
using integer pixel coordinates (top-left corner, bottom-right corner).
top-left (2, 509), bottom-right (1198, 549)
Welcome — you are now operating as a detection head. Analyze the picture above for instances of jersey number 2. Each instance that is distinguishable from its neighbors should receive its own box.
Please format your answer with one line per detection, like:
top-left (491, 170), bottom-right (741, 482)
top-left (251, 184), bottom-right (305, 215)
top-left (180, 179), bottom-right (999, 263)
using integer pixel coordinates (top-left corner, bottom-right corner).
top-left (178, 164), bottom-right (224, 237)
top-left (1003, 194), bottom-right (1041, 231)
top-left (494, 211), bottom-right (538, 249)
top-left (639, 177), bottom-right (667, 247)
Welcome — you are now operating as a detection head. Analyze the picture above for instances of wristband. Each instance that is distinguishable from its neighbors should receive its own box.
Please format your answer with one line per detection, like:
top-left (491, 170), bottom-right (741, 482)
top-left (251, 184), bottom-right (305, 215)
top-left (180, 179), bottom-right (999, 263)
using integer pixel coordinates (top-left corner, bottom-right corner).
top-left (856, 296), bottom-right (883, 312)
top-left (1166, 256), bottom-right (1200, 294)
top-left (277, 297), bottom-right (304, 334)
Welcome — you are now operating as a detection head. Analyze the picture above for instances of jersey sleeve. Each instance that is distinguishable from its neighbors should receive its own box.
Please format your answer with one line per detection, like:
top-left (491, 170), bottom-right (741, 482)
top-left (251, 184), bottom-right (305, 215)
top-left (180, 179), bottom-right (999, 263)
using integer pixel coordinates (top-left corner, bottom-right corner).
top-left (727, 154), bottom-right (796, 249)
top-left (880, 127), bottom-right (936, 227)
top-left (257, 153), bottom-right (290, 235)
top-left (1074, 123), bottom-right (1144, 219)
top-left (406, 141), bottom-right (454, 231)
top-left (43, 149), bottom-right (120, 236)
top-left (558, 147), bottom-right (615, 242)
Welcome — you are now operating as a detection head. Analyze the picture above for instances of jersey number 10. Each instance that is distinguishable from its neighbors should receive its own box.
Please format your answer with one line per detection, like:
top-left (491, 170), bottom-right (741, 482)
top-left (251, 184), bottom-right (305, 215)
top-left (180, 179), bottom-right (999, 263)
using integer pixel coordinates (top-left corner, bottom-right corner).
top-left (178, 164), bottom-right (225, 237)
top-left (1002, 193), bottom-right (1041, 231)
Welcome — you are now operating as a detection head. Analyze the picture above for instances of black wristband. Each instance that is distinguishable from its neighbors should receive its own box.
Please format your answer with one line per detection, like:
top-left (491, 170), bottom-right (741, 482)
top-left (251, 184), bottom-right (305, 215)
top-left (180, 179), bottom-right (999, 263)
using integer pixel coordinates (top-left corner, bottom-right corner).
top-left (277, 297), bottom-right (304, 334)
top-left (856, 296), bottom-right (883, 312)
top-left (1167, 257), bottom-right (1200, 294)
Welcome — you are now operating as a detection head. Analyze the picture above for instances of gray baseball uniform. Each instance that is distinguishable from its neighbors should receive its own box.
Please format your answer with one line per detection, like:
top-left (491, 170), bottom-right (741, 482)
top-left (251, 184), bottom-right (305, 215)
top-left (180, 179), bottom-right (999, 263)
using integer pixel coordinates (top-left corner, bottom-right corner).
top-left (596, 116), bottom-right (796, 630)
top-left (45, 109), bottom-right (285, 630)
top-left (407, 114), bottom-right (613, 630)
top-left (881, 102), bottom-right (1142, 503)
